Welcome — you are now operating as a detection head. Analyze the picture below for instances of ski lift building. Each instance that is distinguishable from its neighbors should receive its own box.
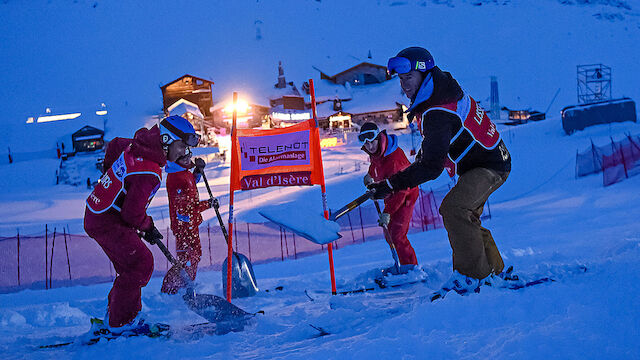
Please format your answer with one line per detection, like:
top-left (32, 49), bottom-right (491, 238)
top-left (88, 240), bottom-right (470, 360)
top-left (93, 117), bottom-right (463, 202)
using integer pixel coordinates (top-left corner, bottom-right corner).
top-left (72, 125), bottom-right (105, 153)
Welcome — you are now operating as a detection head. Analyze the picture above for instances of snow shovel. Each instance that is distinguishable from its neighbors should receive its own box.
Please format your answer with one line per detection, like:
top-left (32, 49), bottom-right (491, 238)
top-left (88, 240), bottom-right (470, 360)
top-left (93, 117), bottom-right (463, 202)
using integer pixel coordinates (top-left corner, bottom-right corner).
top-left (200, 170), bottom-right (259, 298)
top-left (153, 238), bottom-right (254, 323)
top-left (259, 191), bottom-right (374, 245)
top-left (373, 199), bottom-right (401, 274)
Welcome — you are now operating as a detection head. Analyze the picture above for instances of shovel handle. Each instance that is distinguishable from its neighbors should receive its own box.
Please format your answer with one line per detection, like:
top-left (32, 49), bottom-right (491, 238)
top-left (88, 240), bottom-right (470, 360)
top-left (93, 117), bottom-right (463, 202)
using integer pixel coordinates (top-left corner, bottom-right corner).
top-left (200, 170), bottom-right (242, 263)
top-left (155, 238), bottom-right (178, 265)
top-left (330, 190), bottom-right (374, 221)
top-left (373, 199), bottom-right (401, 273)
top-left (153, 237), bottom-right (196, 293)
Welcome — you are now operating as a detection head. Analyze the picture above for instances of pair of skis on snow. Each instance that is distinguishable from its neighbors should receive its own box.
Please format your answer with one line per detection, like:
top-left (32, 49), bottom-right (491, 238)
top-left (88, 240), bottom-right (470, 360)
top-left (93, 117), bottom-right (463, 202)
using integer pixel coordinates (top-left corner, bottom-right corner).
top-left (305, 265), bottom-right (588, 301)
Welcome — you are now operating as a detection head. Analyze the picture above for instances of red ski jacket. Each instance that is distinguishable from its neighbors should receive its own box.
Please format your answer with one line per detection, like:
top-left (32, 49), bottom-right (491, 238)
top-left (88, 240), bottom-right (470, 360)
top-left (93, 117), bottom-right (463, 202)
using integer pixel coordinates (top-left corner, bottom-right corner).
top-left (85, 126), bottom-right (166, 232)
top-left (165, 163), bottom-right (210, 234)
top-left (367, 132), bottom-right (419, 215)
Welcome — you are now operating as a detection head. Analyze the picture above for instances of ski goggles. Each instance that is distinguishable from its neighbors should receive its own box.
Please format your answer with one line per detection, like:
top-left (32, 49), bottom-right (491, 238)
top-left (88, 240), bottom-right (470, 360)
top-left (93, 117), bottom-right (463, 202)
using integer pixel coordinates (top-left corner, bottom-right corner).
top-left (160, 120), bottom-right (200, 147)
top-left (358, 129), bottom-right (380, 144)
top-left (387, 56), bottom-right (412, 75)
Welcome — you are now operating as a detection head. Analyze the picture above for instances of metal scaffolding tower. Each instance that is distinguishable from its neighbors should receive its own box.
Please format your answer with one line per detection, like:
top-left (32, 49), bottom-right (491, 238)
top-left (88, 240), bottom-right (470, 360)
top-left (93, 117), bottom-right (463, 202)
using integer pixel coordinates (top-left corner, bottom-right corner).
top-left (577, 64), bottom-right (611, 104)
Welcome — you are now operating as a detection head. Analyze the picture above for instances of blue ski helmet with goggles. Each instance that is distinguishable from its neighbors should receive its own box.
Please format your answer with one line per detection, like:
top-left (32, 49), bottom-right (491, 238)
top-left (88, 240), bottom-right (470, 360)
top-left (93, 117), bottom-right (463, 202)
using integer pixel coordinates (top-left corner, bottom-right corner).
top-left (159, 115), bottom-right (200, 148)
top-left (387, 47), bottom-right (435, 75)
top-left (358, 122), bottom-right (381, 144)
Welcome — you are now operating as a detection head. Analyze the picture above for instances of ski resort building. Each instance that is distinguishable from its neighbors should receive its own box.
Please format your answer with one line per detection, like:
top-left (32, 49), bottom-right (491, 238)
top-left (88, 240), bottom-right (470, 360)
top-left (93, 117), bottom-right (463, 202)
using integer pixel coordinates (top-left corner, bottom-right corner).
top-left (72, 125), bottom-right (104, 153)
top-left (311, 54), bottom-right (408, 129)
top-left (160, 74), bottom-right (215, 124)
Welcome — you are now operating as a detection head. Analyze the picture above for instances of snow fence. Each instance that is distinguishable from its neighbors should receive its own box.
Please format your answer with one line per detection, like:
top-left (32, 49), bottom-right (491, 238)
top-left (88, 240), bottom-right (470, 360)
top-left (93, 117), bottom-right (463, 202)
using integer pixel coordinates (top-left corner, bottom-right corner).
top-left (575, 134), bottom-right (640, 186)
top-left (0, 186), bottom-right (489, 293)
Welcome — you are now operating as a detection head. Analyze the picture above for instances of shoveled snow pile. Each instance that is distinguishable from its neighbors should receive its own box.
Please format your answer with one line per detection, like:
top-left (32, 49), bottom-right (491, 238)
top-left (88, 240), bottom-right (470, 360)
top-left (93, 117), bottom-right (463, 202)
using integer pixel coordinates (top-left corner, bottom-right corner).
top-left (259, 203), bottom-right (342, 245)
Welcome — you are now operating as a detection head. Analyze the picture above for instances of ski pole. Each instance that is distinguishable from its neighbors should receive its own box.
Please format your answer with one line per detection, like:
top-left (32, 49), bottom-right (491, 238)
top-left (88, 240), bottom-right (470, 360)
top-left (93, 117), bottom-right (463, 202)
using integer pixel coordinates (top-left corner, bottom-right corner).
top-left (199, 171), bottom-right (230, 244)
top-left (373, 199), bottom-right (401, 274)
top-left (199, 170), bottom-right (245, 264)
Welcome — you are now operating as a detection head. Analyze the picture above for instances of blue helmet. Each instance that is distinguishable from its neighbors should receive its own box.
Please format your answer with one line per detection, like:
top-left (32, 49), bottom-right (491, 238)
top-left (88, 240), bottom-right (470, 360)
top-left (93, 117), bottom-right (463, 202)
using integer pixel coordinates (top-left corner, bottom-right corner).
top-left (159, 115), bottom-right (199, 147)
top-left (387, 47), bottom-right (435, 75)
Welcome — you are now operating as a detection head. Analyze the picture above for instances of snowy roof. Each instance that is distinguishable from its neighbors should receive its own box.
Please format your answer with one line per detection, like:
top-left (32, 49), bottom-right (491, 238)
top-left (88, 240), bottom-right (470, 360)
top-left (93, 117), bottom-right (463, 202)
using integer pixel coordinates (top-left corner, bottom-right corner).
top-left (314, 101), bottom-right (340, 119)
top-left (268, 82), bottom-right (301, 100)
top-left (168, 99), bottom-right (205, 119)
top-left (161, 74), bottom-right (214, 90)
top-left (341, 78), bottom-right (407, 115)
top-left (312, 53), bottom-right (388, 78)
top-left (309, 79), bottom-right (352, 102)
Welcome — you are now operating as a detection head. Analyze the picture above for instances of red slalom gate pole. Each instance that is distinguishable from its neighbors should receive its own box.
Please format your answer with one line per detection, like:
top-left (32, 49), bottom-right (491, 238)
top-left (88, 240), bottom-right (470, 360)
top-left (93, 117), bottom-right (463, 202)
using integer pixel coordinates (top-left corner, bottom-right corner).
top-left (309, 78), bottom-right (337, 295)
top-left (226, 91), bottom-right (238, 302)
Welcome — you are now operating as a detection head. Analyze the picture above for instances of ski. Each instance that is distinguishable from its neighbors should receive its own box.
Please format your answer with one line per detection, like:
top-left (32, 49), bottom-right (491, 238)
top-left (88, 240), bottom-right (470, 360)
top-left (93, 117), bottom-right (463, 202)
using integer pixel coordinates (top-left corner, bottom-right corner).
top-left (39, 315), bottom-right (255, 349)
top-left (307, 265), bottom-right (588, 299)
top-left (429, 265), bottom-right (588, 302)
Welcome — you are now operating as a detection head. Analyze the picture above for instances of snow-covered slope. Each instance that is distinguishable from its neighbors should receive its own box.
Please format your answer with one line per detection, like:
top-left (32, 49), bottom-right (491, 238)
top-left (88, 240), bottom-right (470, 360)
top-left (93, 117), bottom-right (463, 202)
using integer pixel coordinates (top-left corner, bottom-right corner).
top-left (1, 0), bottom-right (640, 358)
top-left (1, 117), bottom-right (640, 358)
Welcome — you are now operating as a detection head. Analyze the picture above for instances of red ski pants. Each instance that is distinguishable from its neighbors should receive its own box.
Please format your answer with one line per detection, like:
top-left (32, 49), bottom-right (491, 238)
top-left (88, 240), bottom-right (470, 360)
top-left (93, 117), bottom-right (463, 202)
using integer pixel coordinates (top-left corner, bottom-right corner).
top-left (161, 227), bottom-right (202, 294)
top-left (84, 211), bottom-right (154, 328)
top-left (388, 195), bottom-right (418, 266)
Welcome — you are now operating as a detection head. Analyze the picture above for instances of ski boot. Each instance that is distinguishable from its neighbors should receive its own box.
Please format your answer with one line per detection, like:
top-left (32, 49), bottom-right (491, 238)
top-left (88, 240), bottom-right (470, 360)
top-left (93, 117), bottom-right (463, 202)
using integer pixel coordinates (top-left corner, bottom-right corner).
top-left (430, 271), bottom-right (481, 301)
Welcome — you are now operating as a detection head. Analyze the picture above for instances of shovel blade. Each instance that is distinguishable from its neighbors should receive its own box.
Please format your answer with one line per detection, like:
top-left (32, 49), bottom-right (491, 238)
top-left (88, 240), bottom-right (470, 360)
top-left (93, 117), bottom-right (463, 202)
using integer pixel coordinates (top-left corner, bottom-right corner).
top-left (222, 252), bottom-right (259, 299)
top-left (183, 292), bottom-right (253, 324)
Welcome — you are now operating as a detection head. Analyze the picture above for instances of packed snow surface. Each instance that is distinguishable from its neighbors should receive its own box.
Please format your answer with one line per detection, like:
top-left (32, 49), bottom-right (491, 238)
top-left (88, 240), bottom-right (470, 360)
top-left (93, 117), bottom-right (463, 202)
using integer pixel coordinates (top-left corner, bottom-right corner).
top-left (259, 204), bottom-right (342, 245)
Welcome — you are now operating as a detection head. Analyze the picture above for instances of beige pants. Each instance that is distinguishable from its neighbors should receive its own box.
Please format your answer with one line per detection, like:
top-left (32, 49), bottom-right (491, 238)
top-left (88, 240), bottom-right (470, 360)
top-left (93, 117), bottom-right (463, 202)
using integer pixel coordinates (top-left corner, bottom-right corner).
top-left (439, 168), bottom-right (509, 279)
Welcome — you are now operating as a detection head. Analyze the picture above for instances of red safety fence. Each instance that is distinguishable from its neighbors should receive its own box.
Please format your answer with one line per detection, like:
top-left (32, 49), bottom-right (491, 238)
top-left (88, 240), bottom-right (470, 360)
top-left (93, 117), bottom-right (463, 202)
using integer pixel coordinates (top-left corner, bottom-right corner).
top-left (0, 186), bottom-right (487, 293)
top-left (602, 135), bottom-right (640, 186)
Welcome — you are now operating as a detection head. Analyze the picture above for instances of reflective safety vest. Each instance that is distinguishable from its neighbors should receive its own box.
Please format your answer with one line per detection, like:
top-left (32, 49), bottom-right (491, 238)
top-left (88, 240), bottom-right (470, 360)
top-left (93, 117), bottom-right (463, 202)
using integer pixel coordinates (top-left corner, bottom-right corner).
top-left (418, 93), bottom-right (501, 177)
top-left (86, 147), bottom-right (162, 214)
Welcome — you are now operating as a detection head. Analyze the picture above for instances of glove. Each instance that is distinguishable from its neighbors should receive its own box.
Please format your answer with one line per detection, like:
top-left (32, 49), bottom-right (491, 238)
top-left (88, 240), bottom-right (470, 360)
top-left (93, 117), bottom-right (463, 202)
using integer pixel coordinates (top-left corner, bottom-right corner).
top-left (208, 197), bottom-right (219, 209)
top-left (367, 179), bottom-right (393, 200)
top-left (378, 212), bottom-right (391, 227)
top-left (193, 158), bottom-right (206, 174)
top-left (141, 226), bottom-right (163, 245)
top-left (363, 174), bottom-right (374, 187)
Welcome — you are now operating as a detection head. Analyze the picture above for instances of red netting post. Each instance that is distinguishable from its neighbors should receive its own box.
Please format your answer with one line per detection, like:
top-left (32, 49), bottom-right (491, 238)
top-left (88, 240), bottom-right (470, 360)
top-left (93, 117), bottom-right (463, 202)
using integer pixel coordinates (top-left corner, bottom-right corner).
top-left (63, 226), bottom-right (72, 281)
top-left (612, 137), bottom-right (629, 178)
top-left (45, 225), bottom-right (48, 290)
top-left (431, 189), bottom-right (439, 228)
top-left (279, 227), bottom-right (284, 261)
top-left (347, 212), bottom-right (356, 244)
top-left (50, 227), bottom-right (56, 289)
top-left (284, 230), bottom-right (289, 259)
top-left (246, 223), bottom-right (252, 262)
top-left (207, 222), bottom-right (212, 266)
top-left (358, 206), bottom-right (365, 242)
top-left (292, 233), bottom-right (297, 260)
top-left (16, 229), bottom-right (20, 286)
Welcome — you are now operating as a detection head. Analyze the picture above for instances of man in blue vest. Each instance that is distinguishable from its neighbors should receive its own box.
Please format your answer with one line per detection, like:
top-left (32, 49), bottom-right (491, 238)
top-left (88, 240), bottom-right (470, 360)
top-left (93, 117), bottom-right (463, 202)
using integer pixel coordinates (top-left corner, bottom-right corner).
top-left (367, 47), bottom-right (511, 293)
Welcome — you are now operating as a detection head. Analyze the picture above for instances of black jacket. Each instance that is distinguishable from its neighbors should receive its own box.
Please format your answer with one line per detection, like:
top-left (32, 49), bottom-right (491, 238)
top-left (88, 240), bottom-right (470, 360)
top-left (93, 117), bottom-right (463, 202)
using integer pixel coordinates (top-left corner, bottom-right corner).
top-left (389, 67), bottom-right (511, 191)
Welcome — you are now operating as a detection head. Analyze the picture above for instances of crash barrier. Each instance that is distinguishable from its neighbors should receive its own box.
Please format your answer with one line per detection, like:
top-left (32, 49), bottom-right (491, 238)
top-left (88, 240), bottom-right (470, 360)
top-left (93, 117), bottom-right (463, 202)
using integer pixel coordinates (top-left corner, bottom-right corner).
top-left (575, 134), bottom-right (640, 186)
top-left (0, 186), bottom-right (490, 293)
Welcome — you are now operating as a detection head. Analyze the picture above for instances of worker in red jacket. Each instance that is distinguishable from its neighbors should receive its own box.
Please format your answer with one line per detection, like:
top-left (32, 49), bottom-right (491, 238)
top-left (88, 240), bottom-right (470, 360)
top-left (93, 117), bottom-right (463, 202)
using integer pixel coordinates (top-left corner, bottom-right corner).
top-left (84, 115), bottom-right (200, 333)
top-left (360, 122), bottom-right (419, 272)
top-left (161, 149), bottom-right (214, 294)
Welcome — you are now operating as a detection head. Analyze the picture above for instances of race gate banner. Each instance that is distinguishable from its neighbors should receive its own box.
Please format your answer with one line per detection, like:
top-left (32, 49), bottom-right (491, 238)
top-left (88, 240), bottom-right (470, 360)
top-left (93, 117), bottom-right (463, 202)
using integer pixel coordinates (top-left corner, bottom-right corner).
top-left (229, 119), bottom-right (325, 191)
